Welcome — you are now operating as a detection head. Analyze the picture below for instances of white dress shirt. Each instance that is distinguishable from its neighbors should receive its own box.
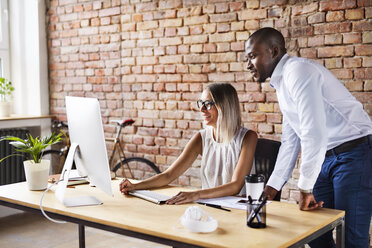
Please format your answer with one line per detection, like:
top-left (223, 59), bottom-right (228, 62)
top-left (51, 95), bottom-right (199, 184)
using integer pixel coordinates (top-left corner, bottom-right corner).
top-left (267, 54), bottom-right (372, 191)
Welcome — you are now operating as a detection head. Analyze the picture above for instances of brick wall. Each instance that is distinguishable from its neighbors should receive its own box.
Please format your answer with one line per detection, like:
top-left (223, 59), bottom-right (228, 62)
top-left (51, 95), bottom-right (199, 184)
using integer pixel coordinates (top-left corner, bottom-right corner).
top-left (47, 0), bottom-right (372, 204)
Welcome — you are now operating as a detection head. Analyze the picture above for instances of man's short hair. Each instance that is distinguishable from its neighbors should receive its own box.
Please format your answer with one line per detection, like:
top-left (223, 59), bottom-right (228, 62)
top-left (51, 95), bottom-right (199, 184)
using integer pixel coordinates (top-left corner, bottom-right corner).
top-left (248, 27), bottom-right (286, 53)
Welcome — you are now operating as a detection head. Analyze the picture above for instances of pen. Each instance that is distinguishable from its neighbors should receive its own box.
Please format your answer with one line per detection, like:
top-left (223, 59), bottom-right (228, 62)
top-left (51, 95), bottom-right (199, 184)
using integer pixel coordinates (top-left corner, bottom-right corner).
top-left (258, 191), bottom-right (264, 201)
top-left (198, 202), bottom-right (231, 212)
top-left (247, 196), bottom-right (268, 225)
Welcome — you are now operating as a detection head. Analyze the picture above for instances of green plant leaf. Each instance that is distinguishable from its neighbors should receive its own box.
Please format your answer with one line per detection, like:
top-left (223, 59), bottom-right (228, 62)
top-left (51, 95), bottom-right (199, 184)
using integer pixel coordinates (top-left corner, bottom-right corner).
top-left (0, 78), bottom-right (14, 97)
top-left (0, 136), bottom-right (27, 144)
top-left (0, 154), bottom-right (24, 164)
top-left (9, 141), bottom-right (29, 150)
top-left (0, 132), bottom-right (62, 164)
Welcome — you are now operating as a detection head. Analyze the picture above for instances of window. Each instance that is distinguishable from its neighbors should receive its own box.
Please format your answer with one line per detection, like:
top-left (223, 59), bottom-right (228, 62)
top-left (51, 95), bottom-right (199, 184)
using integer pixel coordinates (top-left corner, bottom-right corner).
top-left (6, 0), bottom-right (49, 116)
top-left (0, 0), bottom-right (9, 78)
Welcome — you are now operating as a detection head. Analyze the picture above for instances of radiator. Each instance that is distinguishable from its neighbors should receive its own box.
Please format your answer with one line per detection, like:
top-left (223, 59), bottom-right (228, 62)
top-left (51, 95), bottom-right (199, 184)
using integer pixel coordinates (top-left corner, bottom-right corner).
top-left (0, 128), bottom-right (29, 185)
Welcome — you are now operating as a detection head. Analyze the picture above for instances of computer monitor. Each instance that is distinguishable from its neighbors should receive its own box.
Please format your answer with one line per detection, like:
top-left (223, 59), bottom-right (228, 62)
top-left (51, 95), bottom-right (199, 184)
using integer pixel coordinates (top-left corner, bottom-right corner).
top-left (55, 96), bottom-right (113, 207)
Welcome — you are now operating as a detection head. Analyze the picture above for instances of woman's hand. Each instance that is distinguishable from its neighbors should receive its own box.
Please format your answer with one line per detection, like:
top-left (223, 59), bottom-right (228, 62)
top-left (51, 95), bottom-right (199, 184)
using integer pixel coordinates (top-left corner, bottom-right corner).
top-left (119, 178), bottom-right (136, 194)
top-left (166, 191), bottom-right (200, 205)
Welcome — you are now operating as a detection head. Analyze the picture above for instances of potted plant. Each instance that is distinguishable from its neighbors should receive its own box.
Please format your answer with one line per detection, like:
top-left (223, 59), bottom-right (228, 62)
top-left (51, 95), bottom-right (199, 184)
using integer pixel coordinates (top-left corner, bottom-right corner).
top-left (0, 77), bottom-right (14, 117)
top-left (0, 132), bottom-right (62, 190)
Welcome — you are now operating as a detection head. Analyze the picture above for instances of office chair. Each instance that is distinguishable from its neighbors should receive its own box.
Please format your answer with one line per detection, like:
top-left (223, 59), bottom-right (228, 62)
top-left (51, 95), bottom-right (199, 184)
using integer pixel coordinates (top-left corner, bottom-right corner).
top-left (254, 138), bottom-right (282, 201)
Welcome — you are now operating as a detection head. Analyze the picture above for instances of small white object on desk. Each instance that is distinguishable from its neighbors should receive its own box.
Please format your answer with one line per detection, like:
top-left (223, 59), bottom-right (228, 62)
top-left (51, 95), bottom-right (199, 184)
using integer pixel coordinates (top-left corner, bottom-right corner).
top-left (180, 206), bottom-right (218, 233)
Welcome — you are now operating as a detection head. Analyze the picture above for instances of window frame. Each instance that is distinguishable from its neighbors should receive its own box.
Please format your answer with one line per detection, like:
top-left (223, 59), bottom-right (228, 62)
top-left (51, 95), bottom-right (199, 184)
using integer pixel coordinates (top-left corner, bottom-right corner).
top-left (0, 0), bottom-right (10, 78)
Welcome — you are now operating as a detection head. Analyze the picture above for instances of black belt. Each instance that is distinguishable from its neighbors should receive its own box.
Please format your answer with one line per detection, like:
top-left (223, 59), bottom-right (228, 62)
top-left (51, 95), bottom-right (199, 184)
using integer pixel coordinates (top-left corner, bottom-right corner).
top-left (326, 135), bottom-right (371, 157)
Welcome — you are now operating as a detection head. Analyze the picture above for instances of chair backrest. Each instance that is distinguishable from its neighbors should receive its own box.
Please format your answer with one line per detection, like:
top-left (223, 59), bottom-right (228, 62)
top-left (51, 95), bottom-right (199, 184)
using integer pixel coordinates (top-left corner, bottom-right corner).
top-left (254, 138), bottom-right (282, 201)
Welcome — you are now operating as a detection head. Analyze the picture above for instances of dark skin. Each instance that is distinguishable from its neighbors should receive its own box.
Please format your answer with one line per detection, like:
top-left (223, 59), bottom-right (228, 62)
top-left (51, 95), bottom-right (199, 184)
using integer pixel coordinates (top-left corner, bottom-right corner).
top-left (244, 37), bottom-right (283, 83)
top-left (245, 34), bottom-right (324, 211)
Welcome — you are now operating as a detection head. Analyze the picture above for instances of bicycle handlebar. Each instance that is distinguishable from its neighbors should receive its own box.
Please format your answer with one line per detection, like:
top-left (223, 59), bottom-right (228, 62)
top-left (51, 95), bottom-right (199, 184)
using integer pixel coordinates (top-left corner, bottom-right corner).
top-left (52, 120), bottom-right (68, 129)
top-left (53, 119), bottom-right (135, 128)
top-left (52, 118), bottom-right (134, 133)
top-left (110, 119), bottom-right (135, 127)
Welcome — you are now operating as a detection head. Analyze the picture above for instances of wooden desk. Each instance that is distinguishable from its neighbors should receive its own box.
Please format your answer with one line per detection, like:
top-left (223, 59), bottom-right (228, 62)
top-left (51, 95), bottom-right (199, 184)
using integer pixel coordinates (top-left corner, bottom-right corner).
top-left (0, 179), bottom-right (344, 248)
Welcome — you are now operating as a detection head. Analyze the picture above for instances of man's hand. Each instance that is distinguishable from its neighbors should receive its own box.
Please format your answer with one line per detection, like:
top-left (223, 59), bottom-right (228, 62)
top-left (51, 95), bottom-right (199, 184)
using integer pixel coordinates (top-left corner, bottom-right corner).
top-left (165, 191), bottom-right (200, 205)
top-left (299, 192), bottom-right (324, 210)
top-left (263, 185), bottom-right (278, 200)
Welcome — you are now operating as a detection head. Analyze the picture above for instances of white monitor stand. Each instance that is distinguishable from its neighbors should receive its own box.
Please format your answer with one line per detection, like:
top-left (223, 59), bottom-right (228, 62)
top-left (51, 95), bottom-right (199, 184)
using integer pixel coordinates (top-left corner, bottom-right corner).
top-left (55, 143), bottom-right (102, 207)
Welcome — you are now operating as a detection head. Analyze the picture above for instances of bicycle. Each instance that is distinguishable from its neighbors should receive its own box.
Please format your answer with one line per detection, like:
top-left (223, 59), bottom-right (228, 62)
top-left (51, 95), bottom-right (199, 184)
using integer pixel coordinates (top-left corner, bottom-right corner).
top-left (44, 119), bottom-right (160, 178)
top-left (43, 120), bottom-right (70, 174)
top-left (108, 119), bottom-right (161, 178)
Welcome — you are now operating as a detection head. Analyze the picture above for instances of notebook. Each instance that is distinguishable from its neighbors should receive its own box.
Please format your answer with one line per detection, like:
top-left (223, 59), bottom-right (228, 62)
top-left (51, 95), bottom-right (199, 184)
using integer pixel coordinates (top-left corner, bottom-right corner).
top-left (48, 170), bottom-right (88, 186)
top-left (128, 190), bottom-right (171, 205)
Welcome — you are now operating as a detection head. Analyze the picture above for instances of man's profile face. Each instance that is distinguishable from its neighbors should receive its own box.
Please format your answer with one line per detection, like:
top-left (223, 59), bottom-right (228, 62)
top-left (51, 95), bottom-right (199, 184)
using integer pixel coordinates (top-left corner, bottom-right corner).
top-left (245, 38), bottom-right (276, 83)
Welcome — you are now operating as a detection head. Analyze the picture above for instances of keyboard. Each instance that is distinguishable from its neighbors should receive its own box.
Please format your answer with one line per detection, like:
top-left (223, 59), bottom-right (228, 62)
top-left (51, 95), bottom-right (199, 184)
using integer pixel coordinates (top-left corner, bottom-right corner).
top-left (128, 190), bottom-right (171, 205)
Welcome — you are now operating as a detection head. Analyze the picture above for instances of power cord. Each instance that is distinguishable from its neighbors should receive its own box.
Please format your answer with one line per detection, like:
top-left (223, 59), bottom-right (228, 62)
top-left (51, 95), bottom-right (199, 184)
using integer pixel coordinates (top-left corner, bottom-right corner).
top-left (40, 178), bottom-right (67, 224)
top-left (39, 170), bottom-right (88, 224)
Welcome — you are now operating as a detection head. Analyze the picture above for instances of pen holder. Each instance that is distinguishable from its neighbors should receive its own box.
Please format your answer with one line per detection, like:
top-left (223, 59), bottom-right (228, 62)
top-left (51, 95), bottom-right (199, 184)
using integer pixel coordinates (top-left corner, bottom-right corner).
top-left (247, 200), bottom-right (266, 228)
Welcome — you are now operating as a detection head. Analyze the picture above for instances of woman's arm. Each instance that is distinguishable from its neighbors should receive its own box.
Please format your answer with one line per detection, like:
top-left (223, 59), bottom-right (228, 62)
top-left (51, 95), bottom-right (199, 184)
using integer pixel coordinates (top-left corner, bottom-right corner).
top-left (166, 130), bottom-right (258, 204)
top-left (120, 132), bottom-right (202, 194)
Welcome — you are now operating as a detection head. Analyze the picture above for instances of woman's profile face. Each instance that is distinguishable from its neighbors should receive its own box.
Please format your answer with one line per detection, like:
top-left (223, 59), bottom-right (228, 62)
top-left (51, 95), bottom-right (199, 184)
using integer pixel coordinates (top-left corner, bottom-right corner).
top-left (199, 90), bottom-right (218, 128)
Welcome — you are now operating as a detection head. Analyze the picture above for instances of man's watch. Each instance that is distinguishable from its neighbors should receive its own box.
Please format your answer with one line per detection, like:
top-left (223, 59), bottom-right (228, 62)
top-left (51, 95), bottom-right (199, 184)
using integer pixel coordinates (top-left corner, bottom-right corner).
top-left (299, 188), bottom-right (313, 194)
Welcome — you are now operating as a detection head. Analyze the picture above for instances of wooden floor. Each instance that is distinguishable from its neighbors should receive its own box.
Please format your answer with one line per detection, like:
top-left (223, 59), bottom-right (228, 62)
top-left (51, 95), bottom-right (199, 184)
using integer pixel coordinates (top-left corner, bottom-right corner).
top-left (0, 206), bottom-right (169, 248)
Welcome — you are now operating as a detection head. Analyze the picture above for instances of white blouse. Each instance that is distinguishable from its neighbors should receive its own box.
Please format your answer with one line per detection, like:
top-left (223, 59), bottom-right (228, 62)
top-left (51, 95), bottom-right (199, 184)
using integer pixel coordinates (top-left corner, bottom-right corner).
top-left (200, 126), bottom-right (249, 195)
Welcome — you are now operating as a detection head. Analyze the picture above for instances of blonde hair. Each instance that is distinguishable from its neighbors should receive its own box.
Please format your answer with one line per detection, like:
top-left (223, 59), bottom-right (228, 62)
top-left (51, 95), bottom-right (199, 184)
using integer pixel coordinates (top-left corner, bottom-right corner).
top-left (206, 83), bottom-right (241, 144)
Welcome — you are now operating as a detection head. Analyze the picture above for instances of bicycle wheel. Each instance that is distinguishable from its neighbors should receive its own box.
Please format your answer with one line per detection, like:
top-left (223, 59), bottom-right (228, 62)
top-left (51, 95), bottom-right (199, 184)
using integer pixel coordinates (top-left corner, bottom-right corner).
top-left (43, 149), bottom-right (65, 174)
top-left (112, 157), bottom-right (160, 179)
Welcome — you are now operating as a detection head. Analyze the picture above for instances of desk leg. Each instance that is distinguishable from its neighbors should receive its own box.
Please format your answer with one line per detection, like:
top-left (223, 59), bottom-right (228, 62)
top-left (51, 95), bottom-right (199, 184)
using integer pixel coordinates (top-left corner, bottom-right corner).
top-left (335, 217), bottom-right (345, 248)
top-left (79, 224), bottom-right (85, 248)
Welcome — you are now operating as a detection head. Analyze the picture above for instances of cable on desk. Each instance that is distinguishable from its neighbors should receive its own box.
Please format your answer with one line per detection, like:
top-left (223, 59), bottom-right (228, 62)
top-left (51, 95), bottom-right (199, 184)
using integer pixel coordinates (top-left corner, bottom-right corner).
top-left (40, 179), bottom-right (67, 224)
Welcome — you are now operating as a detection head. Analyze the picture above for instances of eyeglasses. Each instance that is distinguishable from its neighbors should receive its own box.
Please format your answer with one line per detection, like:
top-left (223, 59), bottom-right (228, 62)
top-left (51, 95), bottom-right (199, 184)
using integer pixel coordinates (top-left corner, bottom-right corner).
top-left (197, 100), bottom-right (215, 110)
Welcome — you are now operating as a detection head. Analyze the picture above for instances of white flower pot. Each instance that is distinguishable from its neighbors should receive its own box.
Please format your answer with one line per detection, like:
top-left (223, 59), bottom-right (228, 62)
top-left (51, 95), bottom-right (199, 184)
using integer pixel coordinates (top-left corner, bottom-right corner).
top-left (23, 160), bottom-right (50, 190)
top-left (0, 101), bottom-right (11, 117)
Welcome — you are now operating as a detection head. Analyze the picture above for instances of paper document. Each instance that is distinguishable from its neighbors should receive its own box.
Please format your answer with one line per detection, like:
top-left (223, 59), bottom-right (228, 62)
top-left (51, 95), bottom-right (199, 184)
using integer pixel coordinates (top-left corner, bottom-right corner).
top-left (196, 196), bottom-right (248, 210)
top-left (197, 196), bottom-right (272, 210)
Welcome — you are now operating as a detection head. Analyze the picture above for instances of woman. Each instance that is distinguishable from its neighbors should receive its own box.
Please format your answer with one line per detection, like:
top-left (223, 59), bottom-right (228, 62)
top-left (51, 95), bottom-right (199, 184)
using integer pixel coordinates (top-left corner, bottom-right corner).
top-left (120, 83), bottom-right (257, 204)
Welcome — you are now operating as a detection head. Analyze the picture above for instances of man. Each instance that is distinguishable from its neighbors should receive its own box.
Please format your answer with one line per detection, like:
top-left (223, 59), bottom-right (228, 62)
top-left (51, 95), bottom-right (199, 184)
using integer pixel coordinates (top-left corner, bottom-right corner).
top-left (245, 27), bottom-right (372, 248)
